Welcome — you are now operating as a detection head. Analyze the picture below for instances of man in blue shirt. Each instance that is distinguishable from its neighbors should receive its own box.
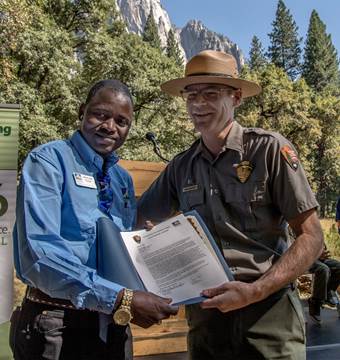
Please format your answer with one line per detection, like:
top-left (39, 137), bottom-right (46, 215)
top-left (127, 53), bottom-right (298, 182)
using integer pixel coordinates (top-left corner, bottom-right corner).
top-left (10, 79), bottom-right (178, 360)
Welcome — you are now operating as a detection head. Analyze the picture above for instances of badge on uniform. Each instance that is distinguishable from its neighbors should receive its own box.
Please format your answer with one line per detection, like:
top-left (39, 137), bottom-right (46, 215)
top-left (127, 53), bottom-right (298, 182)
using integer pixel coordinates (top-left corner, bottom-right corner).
top-left (280, 145), bottom-right (299, 171)
top-left (235, 161), bottom-right (253, 183)
top-left (73, 172), bottom-right (97, 189)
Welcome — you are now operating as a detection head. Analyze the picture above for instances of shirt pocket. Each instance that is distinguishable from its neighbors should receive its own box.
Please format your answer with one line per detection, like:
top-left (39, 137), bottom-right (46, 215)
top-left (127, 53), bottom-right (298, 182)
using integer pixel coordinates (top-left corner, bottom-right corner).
top-left (223, 181), bottom-right (268, 231)
top-left (180, 187), bottom-right (205, 212)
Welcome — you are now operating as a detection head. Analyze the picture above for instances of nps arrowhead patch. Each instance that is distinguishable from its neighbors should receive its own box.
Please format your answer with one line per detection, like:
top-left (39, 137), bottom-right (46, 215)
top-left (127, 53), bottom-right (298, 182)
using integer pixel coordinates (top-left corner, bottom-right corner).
top-left (280, 145), bottom-right (299, 171)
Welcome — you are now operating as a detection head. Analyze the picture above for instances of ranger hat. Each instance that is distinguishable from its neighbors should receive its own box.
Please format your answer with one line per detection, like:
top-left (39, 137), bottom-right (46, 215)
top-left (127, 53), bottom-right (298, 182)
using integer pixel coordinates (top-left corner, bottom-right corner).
top-left (161, 50), bottom-right (261, 98)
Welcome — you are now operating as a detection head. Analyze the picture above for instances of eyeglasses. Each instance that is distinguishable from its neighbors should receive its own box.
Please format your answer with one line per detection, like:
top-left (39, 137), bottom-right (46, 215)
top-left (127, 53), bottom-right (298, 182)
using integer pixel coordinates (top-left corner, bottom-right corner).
top-left (180, 87), bottom-right (235, 102)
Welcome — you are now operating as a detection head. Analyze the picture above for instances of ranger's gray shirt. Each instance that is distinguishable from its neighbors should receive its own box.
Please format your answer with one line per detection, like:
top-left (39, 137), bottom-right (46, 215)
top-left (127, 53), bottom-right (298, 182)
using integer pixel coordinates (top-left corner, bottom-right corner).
top-left (138, 121), bottom-right (318, 282)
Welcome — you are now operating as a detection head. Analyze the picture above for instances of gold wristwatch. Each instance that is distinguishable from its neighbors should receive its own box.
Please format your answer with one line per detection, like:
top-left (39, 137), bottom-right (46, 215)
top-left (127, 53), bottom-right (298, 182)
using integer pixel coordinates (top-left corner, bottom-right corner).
top-left (113, 288), bottom-right (134, 326)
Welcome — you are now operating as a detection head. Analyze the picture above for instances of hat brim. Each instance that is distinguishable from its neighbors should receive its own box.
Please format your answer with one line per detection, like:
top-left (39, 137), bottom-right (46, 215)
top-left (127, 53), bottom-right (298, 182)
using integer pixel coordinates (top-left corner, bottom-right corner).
top-left (161, 76), bottom-right (261, 98)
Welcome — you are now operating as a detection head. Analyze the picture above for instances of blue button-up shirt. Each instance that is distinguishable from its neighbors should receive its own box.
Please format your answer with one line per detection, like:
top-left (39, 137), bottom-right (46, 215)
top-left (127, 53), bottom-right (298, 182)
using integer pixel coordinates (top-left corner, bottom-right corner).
top-left (13, 131), bottom-right (136, 314)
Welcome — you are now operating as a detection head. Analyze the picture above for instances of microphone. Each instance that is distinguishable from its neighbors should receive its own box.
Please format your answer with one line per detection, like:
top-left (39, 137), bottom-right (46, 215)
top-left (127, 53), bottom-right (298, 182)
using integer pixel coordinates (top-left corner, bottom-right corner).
top-left (145, 132), bottom-right (169, 163)
top-left (145, 132), bottom-right (156, 142)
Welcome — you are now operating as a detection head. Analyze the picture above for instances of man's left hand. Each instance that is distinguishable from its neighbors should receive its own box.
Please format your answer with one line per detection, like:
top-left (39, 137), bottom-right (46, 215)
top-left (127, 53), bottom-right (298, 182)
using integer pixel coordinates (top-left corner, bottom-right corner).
top-left (201, 281), bottom-right (261, 313)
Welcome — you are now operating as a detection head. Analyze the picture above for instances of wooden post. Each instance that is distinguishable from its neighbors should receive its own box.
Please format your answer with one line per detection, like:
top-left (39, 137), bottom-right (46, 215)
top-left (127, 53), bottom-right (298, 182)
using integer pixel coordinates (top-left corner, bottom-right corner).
top-left (120, 160), bottom-right (188, 356)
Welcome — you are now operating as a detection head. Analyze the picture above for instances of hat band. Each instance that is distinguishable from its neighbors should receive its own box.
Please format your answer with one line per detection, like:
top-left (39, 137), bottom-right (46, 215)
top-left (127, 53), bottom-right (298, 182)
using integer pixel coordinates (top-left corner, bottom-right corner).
top-left (187, 72), bottom-right (235, 78)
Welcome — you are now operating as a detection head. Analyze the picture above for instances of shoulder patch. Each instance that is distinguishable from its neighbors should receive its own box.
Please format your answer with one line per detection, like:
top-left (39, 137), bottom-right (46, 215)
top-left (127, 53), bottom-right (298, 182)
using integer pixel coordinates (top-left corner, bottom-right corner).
top-left (280, 145), bottom-right (299, 171)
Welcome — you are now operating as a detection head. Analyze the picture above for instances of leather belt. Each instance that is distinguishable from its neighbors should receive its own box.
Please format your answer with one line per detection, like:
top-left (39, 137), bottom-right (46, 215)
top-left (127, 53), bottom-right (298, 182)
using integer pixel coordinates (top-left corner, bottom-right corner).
top-left (25, 287), bottom-right (78, 310)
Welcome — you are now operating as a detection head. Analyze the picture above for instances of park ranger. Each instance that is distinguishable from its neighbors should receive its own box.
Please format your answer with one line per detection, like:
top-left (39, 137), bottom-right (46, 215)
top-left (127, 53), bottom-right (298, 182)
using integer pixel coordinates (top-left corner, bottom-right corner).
top-left (138, 50), bottom-right (323, 360)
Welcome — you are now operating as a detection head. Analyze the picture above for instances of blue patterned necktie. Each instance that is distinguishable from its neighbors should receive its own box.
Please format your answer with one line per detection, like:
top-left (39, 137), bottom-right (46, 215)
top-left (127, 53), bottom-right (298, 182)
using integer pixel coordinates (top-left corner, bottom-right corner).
top-left (97, 160), bottom-right (114, 214)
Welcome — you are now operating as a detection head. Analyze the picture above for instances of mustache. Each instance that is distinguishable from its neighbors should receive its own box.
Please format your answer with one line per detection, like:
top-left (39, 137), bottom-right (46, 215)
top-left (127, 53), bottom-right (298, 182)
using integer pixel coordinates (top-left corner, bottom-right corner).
top-left (96, 132), bottom-right (117, 139)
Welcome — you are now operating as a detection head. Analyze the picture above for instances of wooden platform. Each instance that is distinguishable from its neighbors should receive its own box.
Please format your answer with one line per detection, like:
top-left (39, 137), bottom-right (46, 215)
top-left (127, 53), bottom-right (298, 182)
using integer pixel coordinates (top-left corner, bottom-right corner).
top-left (134, 304), bottom-right (340, 359)
top-left (305, 302), bottom-right (340, 360)
top-left (132, 318), bottom-right (188, 357)
top-left (132, 306), bottom-right (188, 357)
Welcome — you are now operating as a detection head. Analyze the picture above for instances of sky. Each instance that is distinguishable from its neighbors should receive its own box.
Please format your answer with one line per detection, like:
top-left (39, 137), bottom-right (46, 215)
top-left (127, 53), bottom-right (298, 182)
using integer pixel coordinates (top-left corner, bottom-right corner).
top-left (160, 0), bottom-right (340, 60)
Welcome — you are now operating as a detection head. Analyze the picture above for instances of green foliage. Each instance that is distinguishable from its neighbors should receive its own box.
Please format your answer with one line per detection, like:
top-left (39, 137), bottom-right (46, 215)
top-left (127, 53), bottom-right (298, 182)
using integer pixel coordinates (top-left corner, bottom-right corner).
top-left (166, 29), bottom-right (183, 67)
top-left (325, 224), bottom-right (340, 258)
top-left (248, 35), bottom-right (267, 71)
top-left (267, 0), bottom-right (302, 79)
top-left (239, 63), bottom-right (340, 214)
top-left (41, 0), bottom-right (125, 35)
top-left (0, 1), bottom-right (79, 166)
top-left (309, 92), bottom-right (340, 216)
top-left (142, 7), bottom-right (161, 50)
top-left (302, 10), bottom-right (340, 93)
top-left (239, 64), bottom-right (320, 185)
top-left (0, 0), bottom-right (190, 166)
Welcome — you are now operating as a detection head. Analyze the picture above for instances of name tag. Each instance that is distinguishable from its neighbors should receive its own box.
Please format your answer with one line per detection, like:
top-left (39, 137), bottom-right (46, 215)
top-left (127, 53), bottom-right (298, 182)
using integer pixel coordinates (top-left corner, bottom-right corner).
top-left (73, 173), bottom-right (97, 189)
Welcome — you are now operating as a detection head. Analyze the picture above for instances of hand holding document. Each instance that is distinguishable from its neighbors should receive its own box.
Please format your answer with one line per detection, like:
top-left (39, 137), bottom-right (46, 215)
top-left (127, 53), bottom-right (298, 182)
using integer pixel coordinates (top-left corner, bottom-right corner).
top-left (97, 211), bottom-right (233, 305)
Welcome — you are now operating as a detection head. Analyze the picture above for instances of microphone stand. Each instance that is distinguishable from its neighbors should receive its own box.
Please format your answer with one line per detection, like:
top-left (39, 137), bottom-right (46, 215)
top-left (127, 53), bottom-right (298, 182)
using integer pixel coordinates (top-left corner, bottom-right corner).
top-left (145, 132), bottom-right (169, 163)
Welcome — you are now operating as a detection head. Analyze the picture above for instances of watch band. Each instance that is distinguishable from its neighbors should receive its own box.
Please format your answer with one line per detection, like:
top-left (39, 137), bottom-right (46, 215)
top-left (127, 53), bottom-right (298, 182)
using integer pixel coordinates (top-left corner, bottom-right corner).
top-left (113, 288), bottom-right (134, 325)
top-left (121, 288), bottom-right (133, 309)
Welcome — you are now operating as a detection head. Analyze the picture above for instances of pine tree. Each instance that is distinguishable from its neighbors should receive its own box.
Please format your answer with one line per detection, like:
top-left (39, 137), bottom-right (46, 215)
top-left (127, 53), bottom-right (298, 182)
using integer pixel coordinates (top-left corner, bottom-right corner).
top-left (166, 29), bottom-right (183, 67)
top-left (267, 0), bottom-right (302, 79)
top-left (248, 35), bottom-right (266, 70)
top-left (311, 94), bottom-right (340, 216)
top-left (302, 10), bottom-right (339, 92)
top-left (142, 7), bottom-right (161, 49)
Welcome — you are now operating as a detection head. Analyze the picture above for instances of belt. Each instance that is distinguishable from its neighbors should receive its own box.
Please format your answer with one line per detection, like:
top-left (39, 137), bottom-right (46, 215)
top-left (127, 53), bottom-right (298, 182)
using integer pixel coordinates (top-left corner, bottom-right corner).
top-left (25, 287), bottom-right (78, 310)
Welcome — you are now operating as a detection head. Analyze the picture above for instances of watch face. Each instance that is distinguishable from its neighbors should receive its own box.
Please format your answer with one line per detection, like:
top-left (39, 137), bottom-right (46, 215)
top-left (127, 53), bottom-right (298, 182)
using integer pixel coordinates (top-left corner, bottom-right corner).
top-left (114, 308), bottom-right (132, 325)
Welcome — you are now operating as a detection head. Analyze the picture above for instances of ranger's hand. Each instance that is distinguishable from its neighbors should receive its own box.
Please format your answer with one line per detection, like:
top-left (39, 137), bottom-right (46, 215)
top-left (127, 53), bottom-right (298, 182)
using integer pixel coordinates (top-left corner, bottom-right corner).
top-left (131, 290), bottom-right (179, 328)
top-left (144, 220), bottom-right (154, 231)
top-left (201, 281), bottom-right (261, 313)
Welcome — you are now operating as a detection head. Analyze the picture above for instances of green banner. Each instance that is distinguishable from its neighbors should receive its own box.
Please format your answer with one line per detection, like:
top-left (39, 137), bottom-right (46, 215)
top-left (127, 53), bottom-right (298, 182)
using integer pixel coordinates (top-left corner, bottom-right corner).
top-left (0, 105), bottom-right (20, 170)
top-left (0, 104), bottom-right (20, 325)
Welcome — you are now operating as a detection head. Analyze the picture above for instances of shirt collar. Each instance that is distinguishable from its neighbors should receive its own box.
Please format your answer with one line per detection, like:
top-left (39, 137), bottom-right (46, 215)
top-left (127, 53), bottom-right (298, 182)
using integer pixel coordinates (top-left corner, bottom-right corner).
top-left (70, 131), bottom-right (119, 171)
top-left (223, 121), bottom-right (244, 153)
top-left (191, 120), bottom-right (244, 159)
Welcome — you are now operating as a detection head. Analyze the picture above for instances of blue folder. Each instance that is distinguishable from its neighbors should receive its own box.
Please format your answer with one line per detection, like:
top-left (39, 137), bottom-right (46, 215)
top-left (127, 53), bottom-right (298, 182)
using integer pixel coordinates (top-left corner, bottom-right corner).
top-left (96, 210), bottom-right (234, 305)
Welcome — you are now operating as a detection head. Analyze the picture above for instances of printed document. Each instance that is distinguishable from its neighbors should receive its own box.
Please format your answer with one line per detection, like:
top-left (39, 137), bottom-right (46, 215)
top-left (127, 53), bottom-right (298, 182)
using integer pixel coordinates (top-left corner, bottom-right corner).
top-left (121, 213), bottom-right (229, 304)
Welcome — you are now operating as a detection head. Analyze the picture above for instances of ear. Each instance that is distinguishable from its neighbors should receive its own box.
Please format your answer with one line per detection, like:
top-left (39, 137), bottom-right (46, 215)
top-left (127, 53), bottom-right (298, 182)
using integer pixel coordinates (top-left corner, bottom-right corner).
top-left (233, 89), bottom-right (243, 107)
top-left (78, 104), bottom-right (85, 121)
